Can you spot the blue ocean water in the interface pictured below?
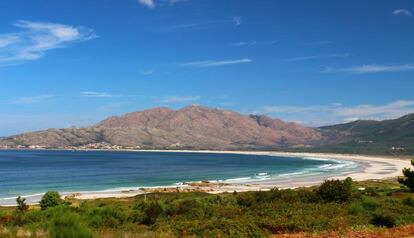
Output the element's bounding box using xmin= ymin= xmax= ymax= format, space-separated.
xmin=0 ymin=150 xmax=358 ymax=201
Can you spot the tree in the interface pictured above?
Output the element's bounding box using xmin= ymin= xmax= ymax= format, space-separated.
xmin=16 ymin=196 xmax=29 ymax=213
xmin=398 ymin=160 xmax=414 ymax=191
xmin=317 ymin=177 xmax=353 ymax=203
xmin=39 ymin=191 xmax=63 ymax=210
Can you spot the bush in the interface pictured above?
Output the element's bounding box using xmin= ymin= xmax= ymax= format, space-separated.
xmin=361 ymin=198 xmax=378 ymax=211
xmin=16 ymin=196 xmax=29 ymax=213
xmin=40 ymin=191 xmax=63 ymax=210
xmin=142 ymin=201 xmax=164 ymax=225
xmin=371 ymin=212 xmax=396 ymax=228
xmin=399 ymin=160 xmax=414 ymax=192
xmin=48 ymin=208 xmax=94 ymax=238
xmin=88 ymin=206 xmax=127 ymax=228
xmin=403 ymin=197 xmax=414 ymax=207
xmin=236 ymin=192 xmax=256 ymax=207
xmin=317 ymin=177 xmax=353 ymax=203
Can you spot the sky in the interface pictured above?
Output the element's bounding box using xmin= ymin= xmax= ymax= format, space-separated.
xmin=0 ymin=0 xmax=414 ymax=136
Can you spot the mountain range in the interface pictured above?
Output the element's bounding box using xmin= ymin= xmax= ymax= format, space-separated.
xmin=0 ymin=105 xmax=413 ymax=155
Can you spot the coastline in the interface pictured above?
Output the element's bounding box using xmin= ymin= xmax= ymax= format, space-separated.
xmin=0 ymin=150 xmax=411 ymax=206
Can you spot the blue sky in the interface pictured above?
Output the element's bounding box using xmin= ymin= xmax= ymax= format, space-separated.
xmin=0 ymin=0 xmax=414 ymax=135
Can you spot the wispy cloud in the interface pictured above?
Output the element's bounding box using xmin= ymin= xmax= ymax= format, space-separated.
xmin=138 ymin=0 xmax=155 ymax=8
xmin=260 ymin=100 xmax=414 ymax=126
xmin=158 ymin=95 xmax=201 ymax=103
xmin=7 ymin=94 xmax=55 ymax=105
xmin=80 ymin=91 xmax=114 ymax=98
xmin=165 ymin=16 xmax=241 ymax=31
xmin=182 ymin=58 xmax=252 ymax=68
xmin=322 ymin=64 xmax=414 ymax=74
xmin=233 ymin=16 xmax=242 ymax=26
xmin=393 ymin=9 xmax=412 ymax=17
xmin=165 ymin=0 xmax=189 ymax=5
xmin=283 ymin=53 xmax=350 ymax=62
xmin=233 ymin=40 xmax=276 ymax=47
xmin=0 ymin=20 xmax=96 ymax=66
xmin=140 ymin=69 xmax=154 ymax=75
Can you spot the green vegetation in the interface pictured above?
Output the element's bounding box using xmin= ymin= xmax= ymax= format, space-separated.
xmin=1 ymin=178 xmax=414 ymax=237
xmin=399 ymin=160 xmax=414 ymax=191
xmin=39 ymin=191 xmax=63 ymax=210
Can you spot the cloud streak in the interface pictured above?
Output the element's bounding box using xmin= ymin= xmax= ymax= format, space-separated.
xmin=393 ymin=9 xmax=412 ymax=17
xmin=7 ymin=95 xmax=55 ymax=105
xmin=182 ymin=58 xmax=252 ymax=68
xmin=138 ymin=0 xmax=155 ymax=8
xmin=233 ymin=40 xmax=276 ymax=47
xmin=260 ymin=100 xmax=414 ymax=126
xmin=283 ymin=53 xmax=350 ymax=62
xmin=80 ymin=91 xmax=114 ymax=98
xmin=0 ymin=20 xmax=96 ymax=66
xmin=158 ymin=95 xmax=201 ymax=103
xmin=322 ymin=64 xmax=414 ymax=74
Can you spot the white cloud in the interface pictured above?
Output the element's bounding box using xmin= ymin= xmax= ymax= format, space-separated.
xmin=322 ymin=64 xmax=414 ymax=74
xmin=0 ymin=20 xmax=96 ymax=66
xmin=80 ymin=91 xmax=113 ymax=98
xmin=260 ymin=100 xmax=414 ymax=126
xmin=140 ymin=69 xmax=154 ymax=75
xmin=138 ymin=0 xmax=155 ymax=8
xmin=233 ymin=40 xmax=276 ymax=47
xmin=233 ymin=16 xmax=242 ymax=26
xmin=158 ymin=95 xmax=201 ymax=103
xmin=393 ymin=9 xmax=412 ymax=17
xmin=7 ymin=95 xmax=55 ymax=105
xmin=165 ymin=0 xmax=189 ymax=5
xmin=283 ymin=53 xmax=350 ymax=62
xmin=182 ymin=58 xmax=252 ymax=68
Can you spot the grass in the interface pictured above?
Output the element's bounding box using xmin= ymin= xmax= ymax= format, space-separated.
xmin=2 ymin=179 xmax=414 ymax=237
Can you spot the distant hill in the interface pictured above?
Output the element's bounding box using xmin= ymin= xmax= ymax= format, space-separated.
xmin=312 ymin=113 xmax=414 ymax=155
xmin=0 ymin=105 xmax=321 ymax=150
xmin=1 ymin=106 xmax=413 ymax=155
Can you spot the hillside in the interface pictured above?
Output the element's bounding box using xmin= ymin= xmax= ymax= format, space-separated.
xmin=313 ymin=113 xmax=414 ymax=155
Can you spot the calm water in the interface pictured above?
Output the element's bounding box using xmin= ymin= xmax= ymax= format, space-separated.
xmin=0 ymin=150 xmax=358 ymax=201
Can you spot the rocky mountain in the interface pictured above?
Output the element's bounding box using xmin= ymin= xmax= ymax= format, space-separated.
xmin=0 ymin=105 xmax=322 ymax=150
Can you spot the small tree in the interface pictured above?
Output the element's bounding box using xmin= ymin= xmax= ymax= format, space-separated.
xmin=398 ymin=160 xmax=414 ymax=191
xmin=16 ymin=196 xmax=29 ymax=213
xmin=317 ymin=177 xmax=353 ymax=203
xmin=40 ymin=191 xmax=63 ymax=210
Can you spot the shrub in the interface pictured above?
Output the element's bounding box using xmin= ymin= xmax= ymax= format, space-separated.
xmin=398 ymin=160 xmax=414 ymax=192
xmin=40 ymin=191 xmax=63 ymax=210
xmin=48 ymin=208 xmax=94 ymax=238
xmin=16 ymin=196 xmax=29 ymax=213
xmin=361 ymin=198 xmax=378 ymax=211
xmin=403 ymin=197 xmax=414 ymax=207
xmin=236 ymin=192 xmax=256 ymax=207
xmin=89 ymin=206 xmax=127 ymax=228
xmin=317 ymin=177 xmax=353 ymax=203
xmin=348 ymin=203 xmax=363 ymax=215
xmin=371 ymin=212 xmax=396 ymax=228
xmin=142 ymin=201 xmax=164 ymax=225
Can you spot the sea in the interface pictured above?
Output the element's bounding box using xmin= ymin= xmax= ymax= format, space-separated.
xmin=0 ymin=150 xmax=361 ymax=205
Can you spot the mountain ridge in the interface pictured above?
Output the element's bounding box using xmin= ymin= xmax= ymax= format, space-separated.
xmin=1 ymin=105 xmax=413 ymax=155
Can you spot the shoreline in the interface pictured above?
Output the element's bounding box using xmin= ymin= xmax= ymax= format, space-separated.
xmin=0 ymin=150 xmax=411 ymax=206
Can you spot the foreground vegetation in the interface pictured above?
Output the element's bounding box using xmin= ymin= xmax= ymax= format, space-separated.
xmin=2 ymin=178 xmax=414 ymax=237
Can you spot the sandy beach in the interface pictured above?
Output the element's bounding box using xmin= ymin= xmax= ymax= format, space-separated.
xmin=67 ymin=150 xmax=412 ymax=201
